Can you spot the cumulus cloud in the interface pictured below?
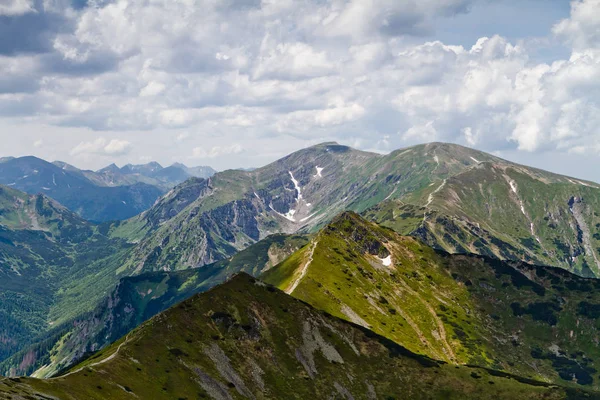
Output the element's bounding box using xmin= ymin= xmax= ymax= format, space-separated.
xmin=71 ymin=137 xmax=132 ymax=156
xmin=0 ymin=0 xmax=600 ymax=170
xmin=0 ymin=0 xmax=35 ymax=16
xmin=191 ymin=144 xmax=243 ymax=159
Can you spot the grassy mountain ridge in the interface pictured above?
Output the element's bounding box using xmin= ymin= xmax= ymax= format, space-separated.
xmin=263 ymin=212 xmax=600 ymax=387
xmin=367 ymin=158 xmax=600 ymax=276
xmin=3 ymin=139 xmax=600 ymax=389
xmin=111 ymin=142 xmax=494 ymax=275
xmin=0 ymin=273 xmax=592 ymax=399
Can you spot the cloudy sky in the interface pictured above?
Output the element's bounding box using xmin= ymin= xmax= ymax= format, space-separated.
xmin=1 ymin=0 xmax=600 ymax=180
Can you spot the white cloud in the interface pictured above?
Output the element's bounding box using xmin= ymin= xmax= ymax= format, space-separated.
xmin=1 ymin=0 xmax=600 ymax=174
xmin=0 ymin=0 xmax=35 ymax=16
xmin=253 ymin=39 xmax=336 ymax=80
xmin=553 ymin=0 xmax=600 ymax=50
xmin=191 ymin=144 xmax=243 ymax=159
xmin=175 ymin=132 xmax=190 ymax=142
xmin=71 ymin=137 xmax=132 ymax=156
xmin=33 ymin=139 xmax=43 ymax=148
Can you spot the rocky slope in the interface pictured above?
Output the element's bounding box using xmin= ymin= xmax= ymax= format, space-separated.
xmin=0 ymin=274 xmax=591 ymax=400
xmin=264 ymin=212 xmax=600 ymax=388
xmin=114 ymin=141 xmax=600 ymax=279
xmin=112 ymin=142 xmax=497 ymax=274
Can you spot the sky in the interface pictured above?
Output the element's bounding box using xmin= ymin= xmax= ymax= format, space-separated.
xmin=1 ymin=0 xmax=600 ymax=181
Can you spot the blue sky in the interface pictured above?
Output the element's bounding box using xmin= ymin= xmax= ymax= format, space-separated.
xmin=1 ymin=0 xmax=600 ymax=181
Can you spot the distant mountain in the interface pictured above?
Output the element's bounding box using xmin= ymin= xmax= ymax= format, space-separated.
xmin=264 ymin=212 xmax=600 ymax=387
xmin=0 ymin=274 xmax=591 ymax=399
xmin=0 ymin=156 xmax=163 ymax=221
xmin=112 ymin=141 xmax=600 ymax=278
xmin=95 ymin=161 xmax=216 ymax=189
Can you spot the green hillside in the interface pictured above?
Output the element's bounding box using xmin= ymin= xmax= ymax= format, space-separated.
xmin=263 ymin=212 xmax=600 ymax=388
xmin=1 ymin=234 xmax=308 ymax=378
xmin=366 ymin=156 xmax=600 ymax=277
xmin=0 ymin=274 xmax=591 ymax=399
xmin=0 ymin=186 xmax=131 ymax=364
xmin=109 ymin=141 xmax=600 ymax=280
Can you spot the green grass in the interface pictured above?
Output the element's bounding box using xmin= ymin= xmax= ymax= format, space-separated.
xmin=263 ymin=212 xmax=600 ymax=388
xmin=0 ymin=274 xmax=591 ymax=400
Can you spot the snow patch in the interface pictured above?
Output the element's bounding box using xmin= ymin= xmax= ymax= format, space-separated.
xmin=52 ymin=174 xmax=57 ymax=186
xmin=378 ymin=255 xmax=392 ymax=267
xmin=314 ymin=166 xmax=324 ymax=178
xmin=509 ymin=181 xmax=527 ymax=216
xmin=284 ymin=209 xmax=297 ymax=221
xmin=508 ymin=179 xmax=541 ymax=244
xmin=270 ymin=205 xmax=296 ymax=222
xmin=300 ymin=213 xmax=316 ymax=222
xmin=253 ymin=192 xmax=260 ymax=200
xmin=122 ymin=201 xmax=127 ymax=205
xmin=7 ymin=183 xmax=15 ymax=186
xmin=289 ymin=171 xmax=302 ymax=200
xmin=42 ymin=187 xmax=51 ymax=190
xmin=470 ymin=156 xmax=481 ymax=163
xmin=508 ymin=180 xmax=518 ymax=195
xmin=433 ymin=155 xmax=440 ymax=165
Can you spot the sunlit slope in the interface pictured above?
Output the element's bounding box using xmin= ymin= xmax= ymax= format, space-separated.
xmin=264 ymin=212 xmax=600 ymax=387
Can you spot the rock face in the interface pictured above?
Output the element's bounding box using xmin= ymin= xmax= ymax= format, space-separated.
xmin=115 ymin=142 xmax=502 ymax=274
xmin=118 ymin=141 xmax=600 ymax=279
xmin=0 ymin=274 xmax=589 ymax=400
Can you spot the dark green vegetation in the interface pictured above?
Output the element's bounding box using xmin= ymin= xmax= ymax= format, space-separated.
xmin=0 ymin=274 xmax=592 ymax=400
xmin=0 ymin=185 xmax=132 ymax=367
xmin=264 ymin=212 xmax=600 ymax=388
xmin=1 ymin=233 xmax=308 ymax=378
xmin=3 ymin=140 xmax=600 ymax=397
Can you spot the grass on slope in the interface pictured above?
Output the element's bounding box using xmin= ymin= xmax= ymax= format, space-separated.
xmin=263 ymin=212 xmax=600 ymax=388
xmin=0 ymin=274 xmax=591 ymax=400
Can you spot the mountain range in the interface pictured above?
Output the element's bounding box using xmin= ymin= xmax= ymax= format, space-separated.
xmin=2 ymin=142 xmax=600 ymax=397
xmin=109 ymin=142 xmax=600 ymax=278
xmin=0 ymin=156 xmax=215 ymax=221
